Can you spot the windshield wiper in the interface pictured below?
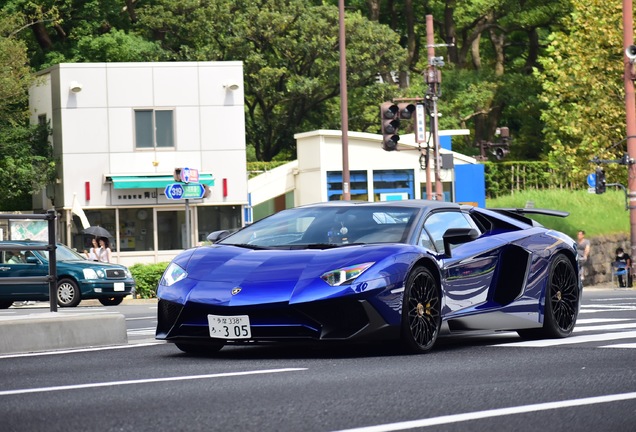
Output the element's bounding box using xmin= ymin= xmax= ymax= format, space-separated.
xmin=227 ymin=243 xmax=270 ymax=250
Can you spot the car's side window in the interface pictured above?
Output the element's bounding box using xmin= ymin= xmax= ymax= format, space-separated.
xmin=422 ymin=211 xmax=478 ymax=252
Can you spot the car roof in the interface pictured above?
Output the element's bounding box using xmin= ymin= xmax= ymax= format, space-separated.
xmin=298 ymin=199 xmax=461 ymax=211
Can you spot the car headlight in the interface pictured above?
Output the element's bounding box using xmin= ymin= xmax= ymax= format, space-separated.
xmin=83 ymin=268 xmax=98 ymax=279
xmin=320 ymin=262 xmax=374 ymax=286
xmin=96 ymin=269 xmax=106 ymax=278
xmin=125 ymin=268 xmax=133 ymax=278
xmin=161 ymin=262 xmax=188 ymax=286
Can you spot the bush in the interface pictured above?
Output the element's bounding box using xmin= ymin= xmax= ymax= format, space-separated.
xmin=129 ymin=262 xmax=169 ymax=298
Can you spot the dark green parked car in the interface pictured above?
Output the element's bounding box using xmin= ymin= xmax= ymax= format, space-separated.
xmin=0 ymin=241 xmax=136 ymax=308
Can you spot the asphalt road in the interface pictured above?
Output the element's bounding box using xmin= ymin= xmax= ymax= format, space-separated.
xmin=0 ymin=289 xmax=634 ymax=432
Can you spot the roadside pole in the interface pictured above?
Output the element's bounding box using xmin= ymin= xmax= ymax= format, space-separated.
xmin=623 ymin=0 xmax=636 ymax=270
xmin=426 ymin=15 xmax=444 ymax=201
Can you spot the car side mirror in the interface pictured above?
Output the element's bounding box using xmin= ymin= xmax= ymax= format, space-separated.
xmin=26 ymin=256 xmax=39 ymax=264
xmin=442 ymin=228 xmax=480 ymax=257
xmin=207 ymin=230 xmax=231 ymax=243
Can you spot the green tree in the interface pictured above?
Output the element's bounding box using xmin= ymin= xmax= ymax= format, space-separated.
xmin=0 ymin=10 xmax=55 ymax=210
xmin=537 ymin=0 xmax=626 ymax=186
xmin=135 ymin=0 xmax=408 ymax=161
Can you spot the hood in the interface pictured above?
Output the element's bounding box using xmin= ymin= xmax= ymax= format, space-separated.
xmin=181 ymin=244 xmax=406 ymax=306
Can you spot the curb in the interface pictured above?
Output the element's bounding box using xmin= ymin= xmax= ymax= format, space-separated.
xmin=0 ymin=312 xmax=127 ymax=355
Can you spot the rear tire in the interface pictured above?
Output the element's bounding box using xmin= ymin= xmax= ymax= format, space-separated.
xmin=0 ymin=300 xmax=13 ymax=309
xmin=57 ymin=278 xmax=81 ymax=307
xmin=175 ymin=341 xmax=225 ymax=355
xmin=518 ymin=254 xmax=579 ymax=339
xmin=400 ymin=266 xmax=441 ymax=353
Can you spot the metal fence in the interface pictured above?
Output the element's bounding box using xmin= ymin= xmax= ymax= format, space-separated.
xmin=0 ymin=210 xmax=58 ymax=312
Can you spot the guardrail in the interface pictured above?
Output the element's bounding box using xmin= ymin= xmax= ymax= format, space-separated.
xmin=0 ymin=210 xmax=58 ymax=312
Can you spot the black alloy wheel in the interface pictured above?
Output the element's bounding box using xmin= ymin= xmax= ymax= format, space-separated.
xmin=518 ymin=254 xmax=579 ymax=339
xmin=401 ymin=265 xmax=441 ymax=353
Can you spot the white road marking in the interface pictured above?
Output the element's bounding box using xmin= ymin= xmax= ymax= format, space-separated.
xmin=331 ymin=392 xmax=636 ymax=432
xmin=0 ymin=368 xmax=307 ymax=397
xmin=0 ymin=342 xmax=163 ymax=359
xmin=493 ymin=330 xmax=636 ymax=347
xmin=575 ymin=318 xmax=632 ymax=324
xmin=602 ymin=343 xmax=636 ymax=348
xmin=574 ymin=322 xmax=636 ymax=332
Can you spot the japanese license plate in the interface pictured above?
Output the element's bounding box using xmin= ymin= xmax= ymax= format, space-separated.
xmin=114 ymin=282 xmax=125 ymax=292
xmin=208 ymin=314 xmax=251 ymax=339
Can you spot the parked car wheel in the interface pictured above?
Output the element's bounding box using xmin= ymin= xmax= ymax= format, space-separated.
xmin=0 ymin=300 xmax=14 ymax=309
xmin=99 ymin=297 xmax=124 ymax=306
xmin=401 ymin=265 xmax=441 ymax=353
xmin=175 ymin=342 xmax=225 ymax=355
xmin=518 ymin=254 xmax=579 ymax=339
xmin=57 ymin=278 xmax=81 ymax=307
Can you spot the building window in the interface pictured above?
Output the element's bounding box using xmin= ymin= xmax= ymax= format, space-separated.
xmin=197 ymin=206 xmax=242 ymax=243
xmin=134 ymin=109 xmax=174 ymax=149
xmin=373 ymin=170 xmax=414 ymax=201
xmin=327 ymin=171 xmax=368 ymax=201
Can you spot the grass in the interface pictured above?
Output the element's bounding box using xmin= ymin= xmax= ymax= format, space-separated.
xmin=486 ymin=189 xmax=629 ymax=239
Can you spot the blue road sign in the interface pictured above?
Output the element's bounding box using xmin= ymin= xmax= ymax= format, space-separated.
xmin=587 ymin=173 xmax=596 ymax=188
xmin=165 ymin=182 xmax=206 ymax=199
xmin=165 ymin=183 xmax=184 ymax=199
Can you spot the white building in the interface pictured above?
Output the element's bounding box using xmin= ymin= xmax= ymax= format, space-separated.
xmin=28 ymin=62 xmax=248 ymax=266
xmin=248 ymin=130 xmax=484 ymax=221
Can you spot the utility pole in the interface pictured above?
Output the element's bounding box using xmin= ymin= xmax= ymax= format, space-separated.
xmin=425 ymin=15 xmax=443 ymax=201
xmin=338 ymin=0 xmax=351 ymax=200
xmin=623 ymin=0 xmax=636 ymax=267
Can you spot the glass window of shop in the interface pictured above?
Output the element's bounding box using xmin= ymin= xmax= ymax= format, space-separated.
xmin=119 ymin=208 xmax=155 ymax=251
xmin=372 ymin=170 xmax=414 ymax=201
xmin=419 ymin=182 xmax=453 ymax=202
xmin=157 ymin=210 xmax=186 ymax=250
xmin=70 ymin=209 xmax=117 ymax=254
xmin=326 ymin=171 xmax=369 ymax=201
xmin=197 ymin=206 xmax=243 ymax=244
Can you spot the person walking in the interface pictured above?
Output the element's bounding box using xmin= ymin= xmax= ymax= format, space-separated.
xmin=97 ymin=237 xmax=112 ymax=263
xmin=577 ymin=230 xmax=591 ymax=283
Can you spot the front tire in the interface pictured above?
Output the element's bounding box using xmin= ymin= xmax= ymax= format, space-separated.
xmin=57 ymin=278 xmax=81 ymax=307
xmin=518 ymin=254 xmax=579 ymax=339
xmin=401 ymin=266 xmax=441 ymax=353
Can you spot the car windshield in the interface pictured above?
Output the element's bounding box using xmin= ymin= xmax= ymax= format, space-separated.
xmin=40 ymin=244 xmax=88 ymax=262
xmin=219 ymin=205 xmax=419 ymax=248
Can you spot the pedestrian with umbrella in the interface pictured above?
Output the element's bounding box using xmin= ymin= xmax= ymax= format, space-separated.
xmin=97 ymin=237 xmax=112 ymax=263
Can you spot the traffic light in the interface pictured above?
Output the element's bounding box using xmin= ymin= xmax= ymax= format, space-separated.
xmin=380 ymin=102 xmax=400 ymax=151
xmin=492 ymin=145 xmax=509 ymax=160
xmin=380 ymin=102 xmax=417 ymax=151
xmin=595 ymin=168 xmax=606 ymax=194
xmin=397 ymin=103 xmax=416 ymax=121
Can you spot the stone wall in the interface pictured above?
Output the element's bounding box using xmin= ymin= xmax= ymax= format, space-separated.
xmin=583 ymin=233 xmax=631 ymax=286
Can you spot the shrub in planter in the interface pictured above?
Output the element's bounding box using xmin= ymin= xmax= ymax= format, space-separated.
xmin=129 ymin=262 xmax=169 ymax=299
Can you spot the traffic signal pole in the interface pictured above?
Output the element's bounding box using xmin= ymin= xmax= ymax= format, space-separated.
xmin=623 ymin=0 xmax=636 ymax=268
xmin=338 ymin=0 xmax=351 ymax=201
xmin=426 ymin=15 xmax=443 ymax=201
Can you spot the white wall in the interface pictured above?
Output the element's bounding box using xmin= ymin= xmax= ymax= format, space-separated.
xmin=29 ymin=62 xmax=248 ymax=210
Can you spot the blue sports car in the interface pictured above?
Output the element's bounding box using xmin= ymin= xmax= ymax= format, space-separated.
xmin=156 ymin=200 xmax=581 ymax=354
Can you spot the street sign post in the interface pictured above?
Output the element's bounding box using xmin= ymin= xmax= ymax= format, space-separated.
xmin=164 ymin=183 xmax=206 ymax=200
